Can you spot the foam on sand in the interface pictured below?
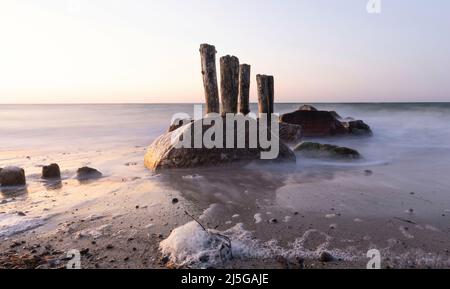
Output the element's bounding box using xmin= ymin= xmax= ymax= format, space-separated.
xmin=159 ymin=221 xmax=232 ymax=267
xmin=159 ymin=221 xmax=358 ymax=268
xmin=0 ymin=214 xmax=45 ymax=238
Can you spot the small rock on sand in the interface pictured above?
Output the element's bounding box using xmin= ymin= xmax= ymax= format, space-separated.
xmin=364 ymin=170 xmax=373 ymax=176
xmin=254 ymin=213 xmax=263 ymax=224
xmin=76 ymin=167 xmax=102 ymax=181
xmin=0 ymin=167 xmax=26 ymax=187
xmin=319 ymin=251 xmax=335 ymax=262
xmin=42 ymin=163 xmax=61 ymax=179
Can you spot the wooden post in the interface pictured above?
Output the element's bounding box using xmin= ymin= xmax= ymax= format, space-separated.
xmin=220 ymin=55 xmax=240 ymax=115
xmin=257 ymin=74 xmax=270 ymax=114
xmin=267 ymin=75 xmax=274 ymax=114
xmin=239 ymin=64 xmax=251 ymax=115
xmin=200 ymin=44 xmax=220 ymax=114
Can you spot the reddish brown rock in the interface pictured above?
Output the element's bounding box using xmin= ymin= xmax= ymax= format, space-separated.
xmin=280 ymin=110 xmax=347 ymax=137
xmin=280 ymin=105 xmax=372 ymax=137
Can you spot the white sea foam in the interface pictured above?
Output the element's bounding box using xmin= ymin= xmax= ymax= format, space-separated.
xmin=159 ymin=221 xmax=359 ymax=268
xmin=254 ymin=213 xmax=262 ymax=224
xmin=0 ymin=214 xmax=45 ymax=238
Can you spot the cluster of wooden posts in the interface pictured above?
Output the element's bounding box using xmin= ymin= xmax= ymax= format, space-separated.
xmin=200 ymin=44 xmax=274 ymax=116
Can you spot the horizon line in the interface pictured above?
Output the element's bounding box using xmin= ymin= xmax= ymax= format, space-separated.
xmin=1 ymin=101 xmax=450 ymax=105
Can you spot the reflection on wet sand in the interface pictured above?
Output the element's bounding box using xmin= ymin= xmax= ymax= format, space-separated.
xmin=156 ymin=163 xmax=290 ymax=229
xmin=1 ymin=186 xmax=29 ymax=198
xmin=43 ymin=180 xmax=63 ymax=191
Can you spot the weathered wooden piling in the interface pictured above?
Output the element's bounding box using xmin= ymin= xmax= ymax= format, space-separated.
xmin=256 ymin=74 xmax=274 ymax=114
xmin=200 ymin=44 xmax=220 ymax=114
xmin=238 ymin=64 xmax=251 ymax=115
xmin=220 ymin=55 xmax=240 ymax=115
xmin=267 ymin=75 xmax=274 ymax=114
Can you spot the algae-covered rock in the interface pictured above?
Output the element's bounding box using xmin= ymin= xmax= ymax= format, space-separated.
xmin=294 ymin=142 xmax=360 ymax=159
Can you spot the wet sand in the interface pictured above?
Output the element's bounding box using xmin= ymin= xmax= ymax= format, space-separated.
xmin=1 ymin=145 xmax=450 ymax=269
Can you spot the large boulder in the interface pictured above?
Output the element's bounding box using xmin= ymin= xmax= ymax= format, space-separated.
xmin=280 ymin=105 xmax=372 ymax=137
xmin=279 ymin=121 xmax=302 ymax=143
xmin=0 ymin=166 xmax=26 ymax=186
xmin=294 ymin=142 xmax=361 ymax=159
xmin=167 ymin=118 xmax=193 ymax=133
xmin=42 ymin=163 xmax=61 ymax=179
xmin=144 ymin=116 xmax=296 ymax=171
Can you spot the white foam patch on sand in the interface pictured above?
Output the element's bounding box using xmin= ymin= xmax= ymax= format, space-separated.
xmin=182 ymin=174 xmax=204 ymax=180
xmin=199 ymin=203 xmax=227 ymax=221
xmin=159 ymin=221 xmax=359 ymax=268
xmin=0 ymin=214 xmax=45 ymax=238
xmin=76 ymin=224 xmax=111 ymax=239
xmin=254 ymin=213 xmax=262 ymax=224
xmin=159 ymin=221 xmax=232 ymax=267
xmin=399 ymin=226 xmax=414 ymax=239
xmin=380 ymin=246 xmax=450 ymax=268
xmin=425 ymin=225 xmax=440 ymax=232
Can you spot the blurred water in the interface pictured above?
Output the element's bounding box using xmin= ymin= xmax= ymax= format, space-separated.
xmin=2 ymin=102 xmax=450 ymax=152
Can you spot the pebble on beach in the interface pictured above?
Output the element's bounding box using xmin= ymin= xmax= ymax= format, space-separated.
xmin=269 ymin=218 xmax=278 ymax=224
xmin=319 ymin=251 xmax=335 ymax=263
xmin=42 ymin=163 xmax=61 ymax=180
xmin=0 ymin=166 xmax=26 ymax=187
xmin=76 ymin=167 xmax=103 ymax=181
xmin=364 ymin=170 xmax=373 ymax=176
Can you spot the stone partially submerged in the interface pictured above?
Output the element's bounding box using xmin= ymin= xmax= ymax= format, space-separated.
xmin=144 ymin=116 xmax=296 ymax=171
xmin=278 ymin=121 xmax=302 ymax=143
xmin=0 ymin=167 xmax=26 ymax=187
xmin=298 ymin=104 xmax=318 ymax=111
xmin=76 ymin=167 xmax=102 ymax=181
xmin=280 ymin=105 xmax=372 ymax=137
xmin=42 ymin=163 xmax=61 ymax=180
xmin=294 ymin=142 xmax=361 ymax=159
xmin=346 ymin=120 xmax=372 ymax=136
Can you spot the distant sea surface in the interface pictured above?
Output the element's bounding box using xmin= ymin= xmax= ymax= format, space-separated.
xmin=2 ymin=103 xmax=450 ymax=151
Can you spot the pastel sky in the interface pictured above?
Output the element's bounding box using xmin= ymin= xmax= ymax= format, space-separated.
xmin=1 ymin=0 xmax=449 ymax=103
